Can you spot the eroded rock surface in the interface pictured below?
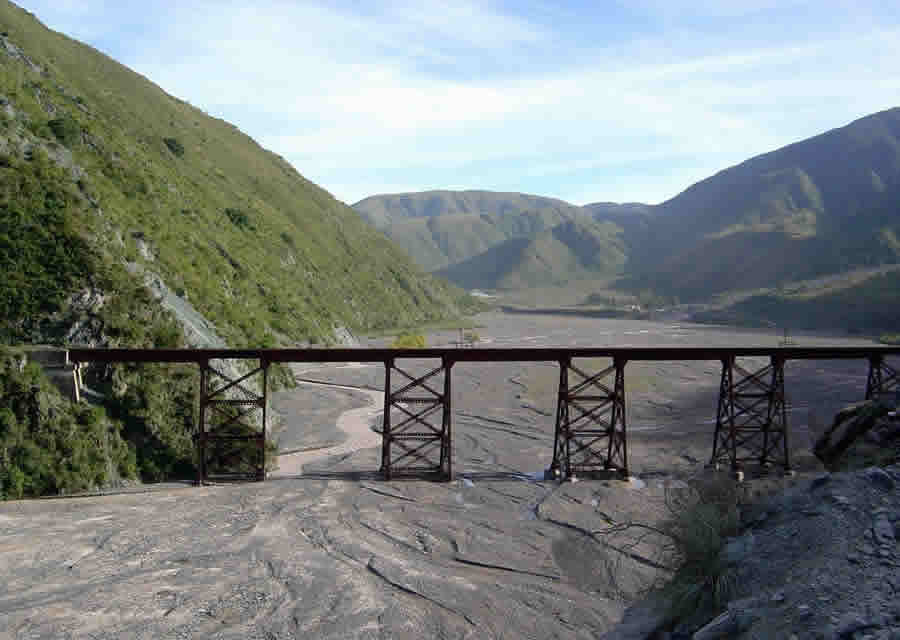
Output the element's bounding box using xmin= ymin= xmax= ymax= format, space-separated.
xmin=0 ymin=462 xmax=678 ymax=638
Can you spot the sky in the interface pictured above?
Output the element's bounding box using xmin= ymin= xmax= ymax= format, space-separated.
xmin=16 ymin=0 xmax=900 ymax=206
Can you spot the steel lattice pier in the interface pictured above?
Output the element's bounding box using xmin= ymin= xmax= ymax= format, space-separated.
xmin=380 ymin=357 xmax=452 ymax=480
xmin=197 ymin=358 xmax=269 ymax=483
xmin=551 ymin=357 xmax=628 ymax=480
xmin=709 ymin=356 xmax=790 ymax=473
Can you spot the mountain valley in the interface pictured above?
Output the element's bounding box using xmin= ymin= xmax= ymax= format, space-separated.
xmin=355 ymin=109 xmax=900 ymax=333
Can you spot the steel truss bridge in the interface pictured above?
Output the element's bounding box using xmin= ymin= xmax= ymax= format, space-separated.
xmin=67 ymin=346 xmax=900 ymax=484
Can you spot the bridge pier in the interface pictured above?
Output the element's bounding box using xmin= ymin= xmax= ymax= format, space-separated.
xmin=710 ymin=355 xmax=791 ymax=475
xmin=196 ymin=358 xmax=268 ymax=484
xmin=550 ymin=357 xmax=628 ymax=480
xmin=381 ymin=357 xmax=453 ymax=481
xmin=865 ymin=355 xmax=898 ymax=404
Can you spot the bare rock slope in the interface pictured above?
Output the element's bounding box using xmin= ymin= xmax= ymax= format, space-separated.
xmin=685 ymin=464 xmax=900 ymax=640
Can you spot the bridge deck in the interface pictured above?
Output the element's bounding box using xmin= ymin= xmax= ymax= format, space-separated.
xmin=68 ymin=345 xmax=900 ymax=364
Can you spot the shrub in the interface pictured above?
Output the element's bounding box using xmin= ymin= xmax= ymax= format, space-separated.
xmin=47 ymin=116 xmax=80 ymax=147
xmin=163 ymin=137 xmax=184 ymax=157
xmin=225 ymin=207 xmax=254 ymax=230
xmin=0 ymin=155 xmax=95 ymax=340
xmin=391 ymin=332 xmax=426 ymax=348
xmin=659 ymin=476 xmax=742 ymax=624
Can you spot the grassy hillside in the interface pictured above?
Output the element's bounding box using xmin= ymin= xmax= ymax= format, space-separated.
xmin=355 ymin=190 xmax=586 ymax=272
xmin=0 ymin=2 xmax=476 ymax=350
xmin=435 ymin=219 xmax=626 ymax=290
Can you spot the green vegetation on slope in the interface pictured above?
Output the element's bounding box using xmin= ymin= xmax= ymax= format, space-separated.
xmin=692 ymin=268 xmax=900 ymax=333
xmin=0 ymin=148 xmax=95 ymax=338
xmin=354 ymin=189 xmax=613 ymax=274
xmin=0 ymin=3 xmax=475 ymax=350
xmin=0 ymin=348 xmax=136 ymax=499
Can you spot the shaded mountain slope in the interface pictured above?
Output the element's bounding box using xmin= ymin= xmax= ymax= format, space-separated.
xmin=382 ymin=206 xmax=579 ymax=271
xmin=638 ymin=108 xmax=900 ymax=299
xmin=435 ymin=219 xmax=626 ymax=290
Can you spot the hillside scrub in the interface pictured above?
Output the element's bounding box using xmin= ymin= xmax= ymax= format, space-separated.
xmin=0 ymin=348 xmax=136 ymax=499
xmin=0 ymin=150 xmax=96 ymax=340
xmin=390 ymin=333 xmax=427 ymax=348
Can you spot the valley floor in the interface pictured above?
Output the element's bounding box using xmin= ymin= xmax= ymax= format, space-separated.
xmin=0 ymin=312 xmax=886 ymax=639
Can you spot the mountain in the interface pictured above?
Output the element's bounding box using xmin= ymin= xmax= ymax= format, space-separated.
xmin=0 ymin=2 xmax=476 ymax=491
xmin=353 ymin=190 xmax=586 ymax=271
xmin=435 ymin=218 xmax=626 ymax=290
xmin=635 ymin=108 xmax=900 ymax=299
xmin=353 ymin=189 xmax=650 ymax=274
xmin=356 ymin=110 xmax=900 ymax=321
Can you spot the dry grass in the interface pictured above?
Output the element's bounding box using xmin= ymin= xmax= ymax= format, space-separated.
xmin=658 ymin=474 xmax=742 ymax=622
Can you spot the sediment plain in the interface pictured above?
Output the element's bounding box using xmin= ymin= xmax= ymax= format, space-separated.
xmin=0 ymin=312 xmax=880 ymax=639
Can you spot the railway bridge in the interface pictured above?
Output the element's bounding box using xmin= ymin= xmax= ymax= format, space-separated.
xmin=67 ymin=346 xmax=900 ymax=484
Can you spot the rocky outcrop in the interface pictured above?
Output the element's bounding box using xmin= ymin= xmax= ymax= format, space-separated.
xmin=814 ymin=401 xmax=899 ymax=469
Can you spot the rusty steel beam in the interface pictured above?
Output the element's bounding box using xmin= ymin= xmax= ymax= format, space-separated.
xmin=710 ymin=356 xmax=791 ymax=475
xmin=381 ymin=357 xmax=453 ymax=480
xmin=68 ymin=345 xmax=900 ymax=365
xmin=551 ymin=357 xmax=628 ymax=480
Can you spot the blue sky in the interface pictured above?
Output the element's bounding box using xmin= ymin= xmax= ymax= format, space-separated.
xmin=16 ymin=0 xmax=900 ymax=205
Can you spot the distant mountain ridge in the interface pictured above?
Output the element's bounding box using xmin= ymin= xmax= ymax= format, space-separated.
xmin=353 ymin=190 xmax=644 ymax=276
xmin=354 ymin=190 xmax=579 ymax=228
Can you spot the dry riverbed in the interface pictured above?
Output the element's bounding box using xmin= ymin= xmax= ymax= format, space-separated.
xmin=0 ymin=312 xmax=884 ymax=638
